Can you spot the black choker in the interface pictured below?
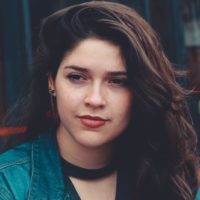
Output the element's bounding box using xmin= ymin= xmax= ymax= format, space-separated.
xmin=61 ymin=157 xmax=116 ymax=180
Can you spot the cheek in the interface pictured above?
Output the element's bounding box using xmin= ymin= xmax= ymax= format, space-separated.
xmin=109 ymin=95 xmax=132 ymax=139
xmin=55 ymin=83 xmax=84 ymax=104
xmin=54 ymin=86 xmax=82 ymax=119
xmin=56 ymin=93 xmax=83 ymax=116
xmin=116 ymin=92 xmax=132 ymax=114
xmin=111 ymin=92 xmax=133 ymax=126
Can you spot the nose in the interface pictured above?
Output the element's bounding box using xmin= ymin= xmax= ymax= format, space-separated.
xmin=84 ymin=83 xmax=106 ymax=108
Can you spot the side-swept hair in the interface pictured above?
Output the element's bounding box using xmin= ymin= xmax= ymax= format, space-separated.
xmin=2 ymin=2 xmax=199 ymax=199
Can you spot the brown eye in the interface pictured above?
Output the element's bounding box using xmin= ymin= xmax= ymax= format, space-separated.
xmin=109 ymin=78 xmax=128 ymax=87
xmin=66 ymin=73 xmax=87 ymax=83
xmin=68 ymin=74 xmax=83 ymax=80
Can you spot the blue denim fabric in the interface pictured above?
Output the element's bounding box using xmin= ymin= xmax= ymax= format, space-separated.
xmin=0 ymin=131 xmax=199 ymax=200
xmin=0 ymin=132 xmax=74 ymax=200
xmin=195 ymin=189 xmax=200 ymax=200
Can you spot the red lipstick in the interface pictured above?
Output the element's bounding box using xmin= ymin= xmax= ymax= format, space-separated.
xmin=78 ymin=115 xmax=107 ymax=128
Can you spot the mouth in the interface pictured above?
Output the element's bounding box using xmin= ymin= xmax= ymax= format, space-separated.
xmin=78 ymin=115 xmax=109 ymax=128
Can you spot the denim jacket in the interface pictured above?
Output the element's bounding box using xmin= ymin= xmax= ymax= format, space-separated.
xmin=0 ymin=132 xmax=78 ymax=200
xmin=0 ymin=132 xmax=200 ymax=200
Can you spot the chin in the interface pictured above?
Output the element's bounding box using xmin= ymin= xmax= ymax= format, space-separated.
xmin=77 ymin=137 xmax=113 ymax=149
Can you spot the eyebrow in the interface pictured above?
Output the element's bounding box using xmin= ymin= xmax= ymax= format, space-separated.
xmin=64 ymin=66 xmax=128 ymax=76
xmin=64 ymin=66 xmax=88 ymax=72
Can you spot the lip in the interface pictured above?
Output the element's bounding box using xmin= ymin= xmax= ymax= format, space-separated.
xmin=78 ymin=115 xmax=108 ymax=128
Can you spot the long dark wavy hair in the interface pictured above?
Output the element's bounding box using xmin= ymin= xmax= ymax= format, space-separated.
xmin=1 ymin=1 xmax=199 ymax=199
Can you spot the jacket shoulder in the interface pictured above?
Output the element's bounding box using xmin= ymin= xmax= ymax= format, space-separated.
xmin=0 ymin=141 xmax=32 ymax=199
xmin=0 ymin=141 xmax=32 ymax=169
xmin=195 ymin=189 xmax=200 ymax=200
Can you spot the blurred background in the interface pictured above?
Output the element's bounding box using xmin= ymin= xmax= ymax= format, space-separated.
xmin=0 ymin=0 xmax=199 ymax=136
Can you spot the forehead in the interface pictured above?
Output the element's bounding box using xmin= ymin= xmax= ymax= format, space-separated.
xmin=59 ymin=38 xmax=126 ymax=72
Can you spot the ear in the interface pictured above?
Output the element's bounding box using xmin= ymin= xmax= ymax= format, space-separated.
xmin=48 ymin=74 xmax=56 ymax=96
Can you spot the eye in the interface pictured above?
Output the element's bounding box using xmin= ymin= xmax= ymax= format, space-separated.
xmin=66 ymin=73 xmax=87 ymax=83
xmin=109 ymin=78 xmax=128 ymax=87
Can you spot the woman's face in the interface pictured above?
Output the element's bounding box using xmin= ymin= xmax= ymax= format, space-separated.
xmin=49 ymin=38 xmax=133 ymax=149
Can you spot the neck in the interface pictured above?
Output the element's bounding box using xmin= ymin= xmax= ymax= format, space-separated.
xmin=56 ymin=126 xmax=114 ymax=169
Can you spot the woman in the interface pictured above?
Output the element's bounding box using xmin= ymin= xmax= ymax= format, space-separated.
xmin=0 ymin=1 xmax=199 ymax=200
